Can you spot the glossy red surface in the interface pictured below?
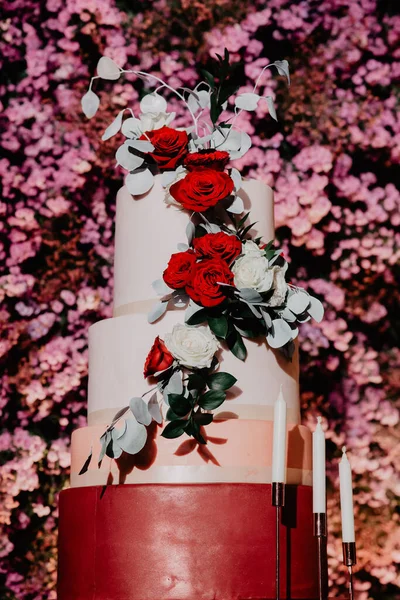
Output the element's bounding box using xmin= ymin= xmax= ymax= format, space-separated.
xmin=58 ymin=483 xmax=319 ymax=600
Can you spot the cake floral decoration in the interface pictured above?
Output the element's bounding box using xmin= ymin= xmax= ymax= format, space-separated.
xmin=78 ymin=50 xmax=324 ymax=474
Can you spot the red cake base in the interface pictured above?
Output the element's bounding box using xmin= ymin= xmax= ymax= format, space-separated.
xmin=58 ymin=483 xmax=319 ymax=600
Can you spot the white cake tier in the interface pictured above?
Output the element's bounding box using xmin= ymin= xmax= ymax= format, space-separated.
xmin=87 ymin=310 xmax=300 ymax=425
xmin=113 ymin=175 xmax=275 ymax=314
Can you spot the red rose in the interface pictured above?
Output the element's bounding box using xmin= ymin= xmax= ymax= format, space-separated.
xmin=193 ymin=232 xmax=242 ymax=264
xmin=170 ymin=169 xmax=234 ymax=213
xmin=184 ymin=150 xmax=230 ymax=172
xmin=163 ymin=250 xmax=196 ymax=289
xmin=144 ymin=336 xmax=174 ymax=378
xmin=140 ymin=126 xmax=188 ymax=171
xmin=186 ymin=258 xmax=234 ymax=307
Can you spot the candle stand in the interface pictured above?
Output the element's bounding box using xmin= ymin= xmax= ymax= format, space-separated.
xmin=313 ymin=513 xmax=329 ymax=600
xmin=272 ymin=482 xmax=285 ymax=600
xmin=342 ymin=542 xmax=356 ymax=600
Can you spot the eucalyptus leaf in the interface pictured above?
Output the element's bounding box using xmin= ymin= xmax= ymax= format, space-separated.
xmin=115 ymin=142 xmax=145 ymax=171
xmin=266 ymin=318 xmax=294 ymax=349
xmin=277 ymin=307 xmax=297 ymax=323
xmin=307 ymin=296 xmax=324 ymax=323
xmin=273 ymin=59 xmax=290 ymax=85
xmin=126 ymin=168 xmax=154 ymax=196
xmin=239 ymin=288 xmax=263 ymax=304
xmin=110 ymin=406 xmax=129 ymax=428
xmin=161 ymin=170 xmax=178 ymax=187
xmin=148 ymin=393 xmax=163 ymax=424
xmin=230 ymin=168 xmax=242 ymax=191
xmin=148 ymin=300 xmax=168 ymax=324
xmin=265 ymin=96 xmax=278 ymax=121
xmin=227 ymin=195 xmax=244 ymax=215
xmin=140 ymin=93 xmax=168 ymax=114
xmin=186 ymin=221 xmax=196 ymax=244
xmin=129 ymin=397 xmax=152 ymax=426
xmin=235 ymin=92 xmax=260 ymax=111
xmin=121 ymin=116 xmax=141 ymax=138
xmin=261 ymin=309 xmax=272 ymax=329
xmin=287 ymin=291 xmax=311 ymax=315
xmin=102 ymin=109 xmax=125 ymax=141
xmin=97 ymin=56 xmax=121 ymax=80
xmin=177 ymin=243 xmax=189 ymax=251
xmin=152 ymin=278 xmax=173 ymax=297
xmin=117 ymin=418 xmax=147 ymax=454
xmin=81 ymin=90 xmax=100 ymax=118
xmin=165 ymin=370 xmax=183 ymax=396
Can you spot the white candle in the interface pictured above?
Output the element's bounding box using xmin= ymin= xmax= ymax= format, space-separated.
xmin=272 ymin=385 xmax=287 ymax=483
xmin=339 ymin=446 xmax=355 ymax=543
xmin=312 ymin=416 xmax=326 ymax=513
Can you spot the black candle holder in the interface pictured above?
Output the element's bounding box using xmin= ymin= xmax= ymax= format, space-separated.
xmin=313 ymin=513 xmax=329 ymax=600
xmin=272 ymin=482 xmax=285 ymax=600
xmin=342 ymin=542 xmax=356 ymax=600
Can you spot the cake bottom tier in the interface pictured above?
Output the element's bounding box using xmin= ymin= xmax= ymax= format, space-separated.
xmin=58 ymin=483 xmax=318 ymax=600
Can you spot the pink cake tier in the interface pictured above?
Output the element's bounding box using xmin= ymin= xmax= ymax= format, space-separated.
xmin=69 ymin=176 xmax=311 ymax=488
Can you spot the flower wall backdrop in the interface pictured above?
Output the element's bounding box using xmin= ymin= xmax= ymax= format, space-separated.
xmin=0 ymin=1 xmax=399 ymax=598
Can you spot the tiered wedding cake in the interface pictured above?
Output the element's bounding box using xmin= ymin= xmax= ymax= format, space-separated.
xmin=58 ymin=53 xmax=324 ymax=599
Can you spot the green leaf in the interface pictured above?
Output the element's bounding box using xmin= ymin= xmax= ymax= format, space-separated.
xmin=193 ymin=412 xmax=214 ymax=426
xmin=188 ymin=373 xmax=206 ymax=391
xmin=201 ymin=69 xmax=215 ymax=89
xmin=191 ymin=420 xmax=207 ymax=444
xmin=207 ymin=372 xmax=237 ymax=391
xmin=240 ymin=222 xmax=258 ymax=238
xmin=227 ymin=330 xmax=247 ymax=361
xmin=208 ymin=315 xmax=228 ymax=339
xmin=265 ymin=249 xmax=278 ymax=261
xmin=166 ymin=407 xmax=182 ymax=421
xmin=198 ymin=390 xmax=226 ymax=410
xmin=237 ymin=211 xmax=250 ymax=230
xmin=210 ymin=94 xmax=221 ymax=125
xmin=187 ymin=308 xmax=208 ymax=325
xmin=264 ymin=239 xmax=275 ymax=252
xmin=168 ymin=393 xmax=192 ymax=416
xmin=219 ymin=82 xmax=240 ymax=105
xmin=161 ymin=420 xmax=187 ymax=439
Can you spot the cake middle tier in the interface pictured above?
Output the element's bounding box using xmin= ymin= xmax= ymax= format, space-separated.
xmin=87 ymin=310 xmax=300 ymax=424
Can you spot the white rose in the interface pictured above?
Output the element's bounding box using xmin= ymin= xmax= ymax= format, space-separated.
xmin=242 ymin=240 xmax=265 ymax=257
xmin=232 ymin=254 xmax=273 ymax=292
xmin=139 ymin=111 xmax=175 ymax=132
xmin=163 ymin=166 xmax=187 ymax=207
xmin=232 ymin=254 xmax=288 ymax=302
xmin=164 ymin=323 xmax=219 ymax=369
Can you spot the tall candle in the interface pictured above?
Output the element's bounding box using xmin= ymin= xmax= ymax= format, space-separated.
xmin=339 ymin=446 xmax=355 ymax=543
xmin=312 ymin=416 xmax=326 ymax=513
xmin=272 ymin=385 xmax=287 ymax=483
